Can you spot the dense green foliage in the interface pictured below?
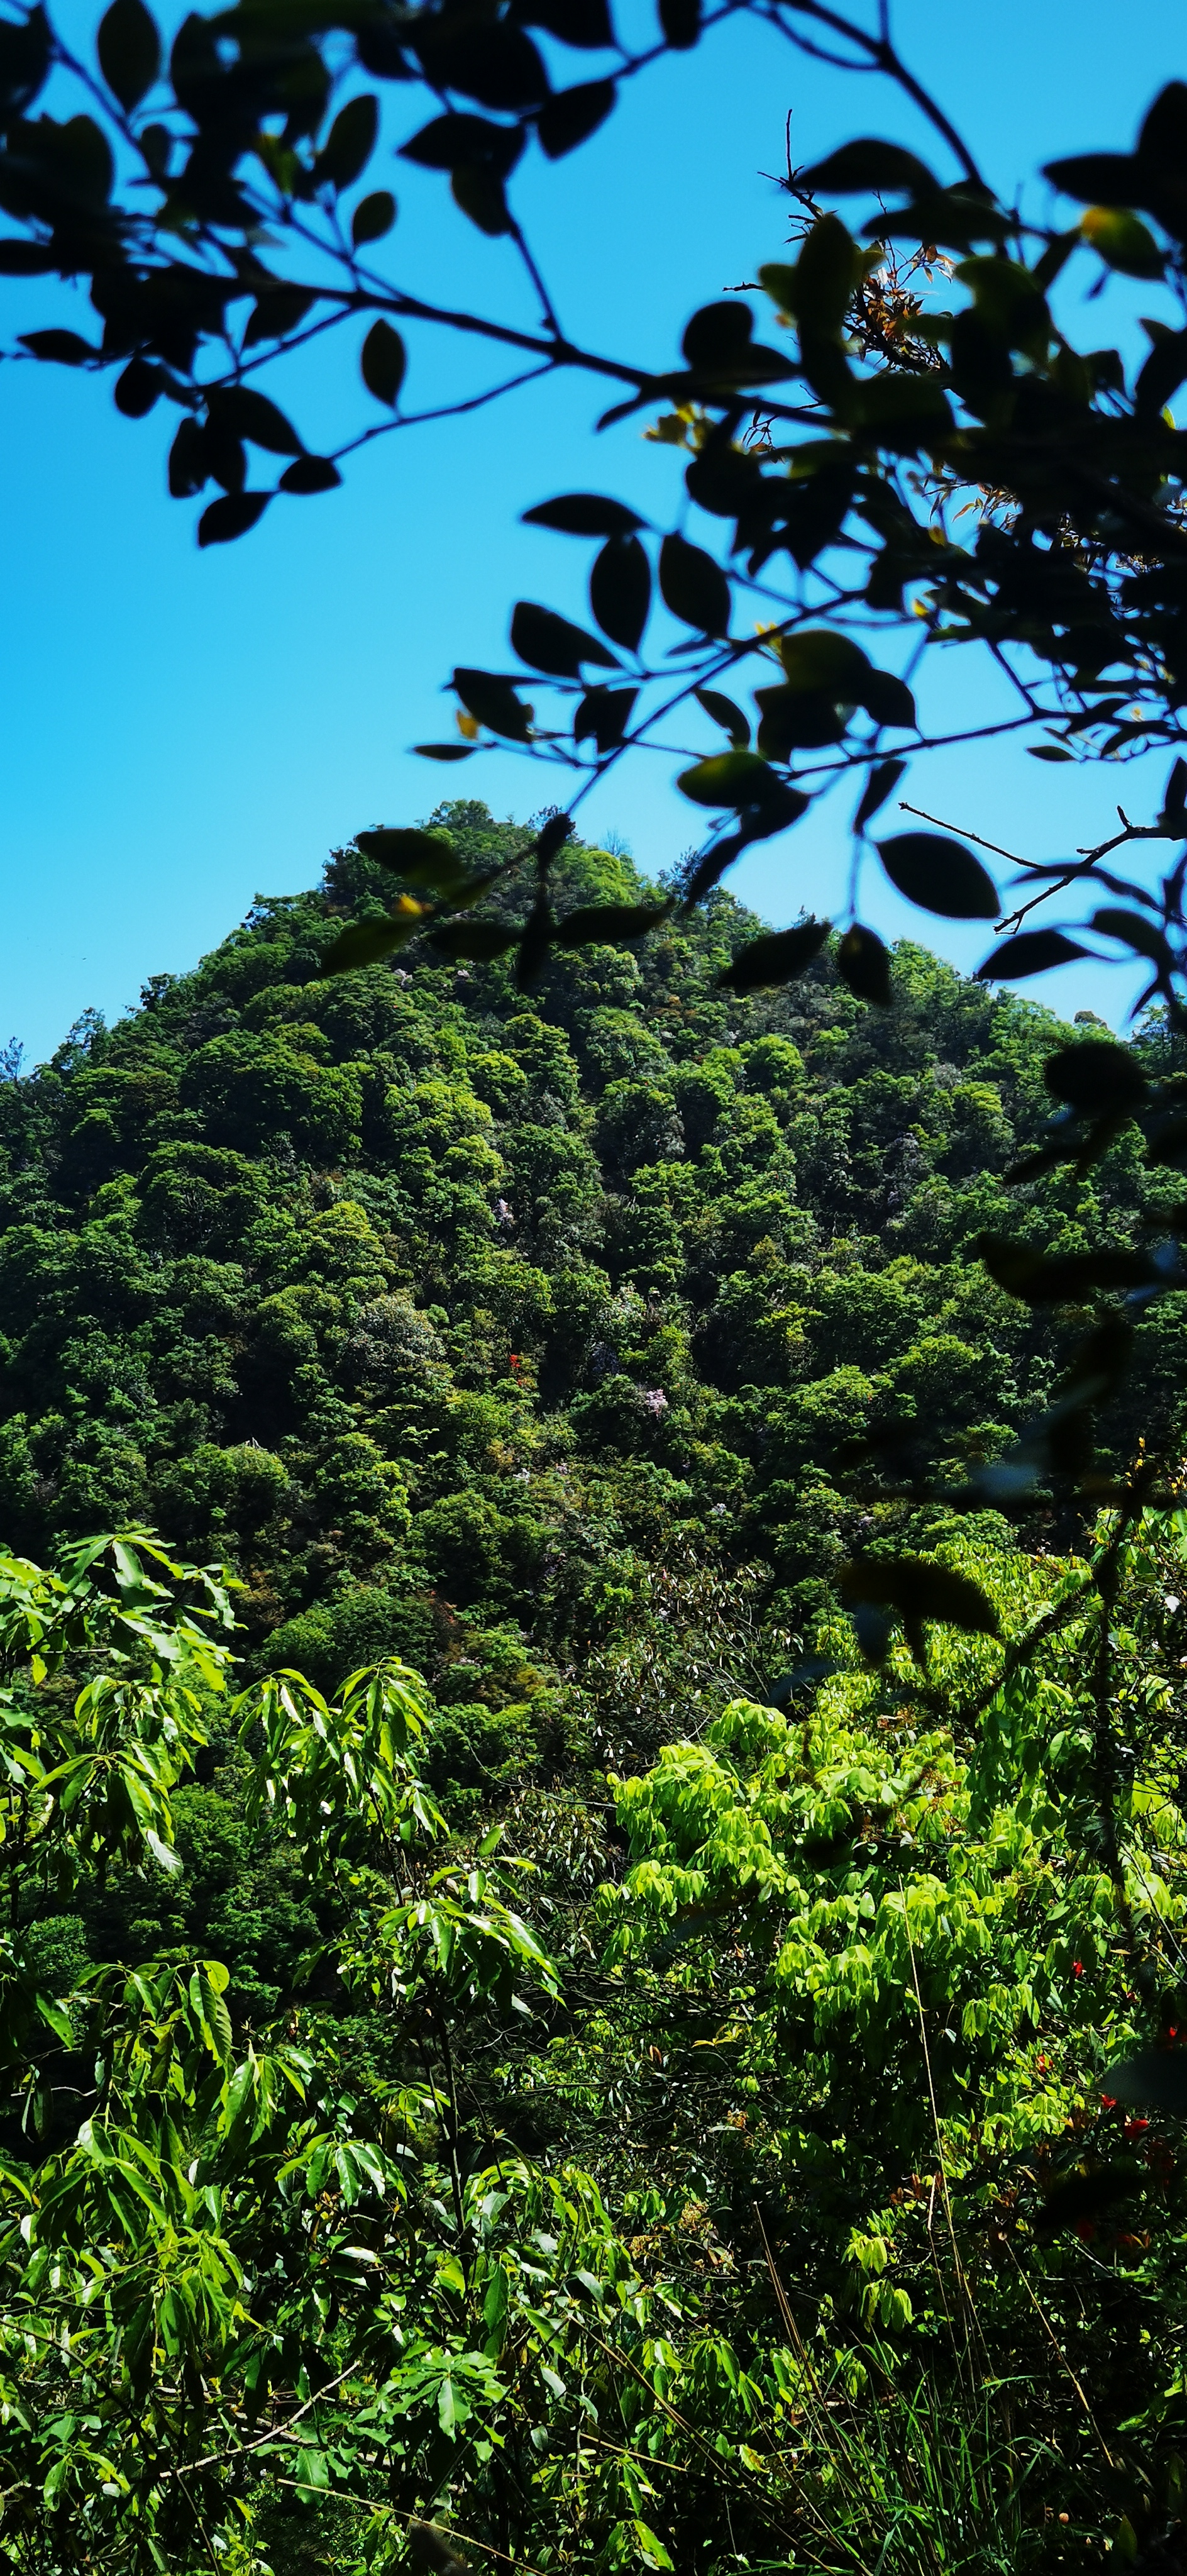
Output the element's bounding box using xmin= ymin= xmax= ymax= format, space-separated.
xmin=0 ymin=804 xmax=1181 ymax=1795
xmin=6 ymin=811 xmax=1187 ymax=2573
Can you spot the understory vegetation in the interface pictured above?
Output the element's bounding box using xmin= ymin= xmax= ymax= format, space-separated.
xmin=5 ymin=809 xmax=1187 ymax=2573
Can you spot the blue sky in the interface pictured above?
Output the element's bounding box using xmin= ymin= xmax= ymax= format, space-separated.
xmin=3 ymin=0 xmax=1186 ymax=1064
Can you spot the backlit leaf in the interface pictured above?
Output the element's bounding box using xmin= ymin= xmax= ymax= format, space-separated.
xmin=876 ymin=831 xmax=998 ymax=919
xmin=97 ymin=0 xmax=159 ymax=108
xmin=836 ymin=922 xmax=892 ymax=1004
xmin=511 ymin=599 xmax=619 ymax=675
xmin=853 ymin=759 xmax=905 ymax=834
xmin=590 ymin=534 xmax=650 ymax=652
xmin=798 ymin=139 xmax=935 ymax=196
xmin=197 ymin=492 xmax=270 ymax=546
xmin=361 ymin=319 xmax=406 ymax=405
xmin=455 ymin=667 xmax=533 ymax=741
xmin=718 ymin=919 xmax=831 ymax=991
xmin=976 ymin=929 xmax=1090 ymax=979
xmin=658 ymin=532 xmax=731 ymax=634
xmin=524 ymin=493 xmax=645 ymax=535
xmin=352 ymin=189 xmax=396 ymax=245
xmin=538 ymin=79 xmax=614 ymax=157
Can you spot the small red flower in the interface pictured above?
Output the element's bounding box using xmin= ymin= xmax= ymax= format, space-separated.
xmin=1073 ymin=1960 xmax=1085 ymax=1978
xmin=1100 ymin=2093 xmax=1118 ymax=2110
xmin=1124 ymin=2118 xmax=1151 ymax=2140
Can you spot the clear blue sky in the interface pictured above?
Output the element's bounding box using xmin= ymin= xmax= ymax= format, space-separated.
xmin=3 ymin=0 xmax=1185 ymax=1064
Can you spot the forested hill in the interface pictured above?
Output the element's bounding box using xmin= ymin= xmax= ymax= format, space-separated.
xmin=0 ymin=801 xmax=1179 ymax=1763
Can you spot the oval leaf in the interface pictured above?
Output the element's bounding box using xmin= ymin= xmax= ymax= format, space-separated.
xmin=524 ymin=492 xmax=646 ymax=536
xmin=590 ymin=534 xmax=651 ymax=651
xmin=876 ymin=831 xmax=998 ymax=919
xmin=97 ymin=0 xmax=159 ymax=109
xmin=511 ymin=599 xmax=619 ymax=676
xmin=553 ymin=902 xmax=669 ymax=947
xmin=454 ymin=667 xmax=533 ymax=741
xmin=718 ymin=919 xmax=831 ymax=991
xmin=976 ymin=929 xmax=1090 ymax=980
xmin=658 ymin=531 xmax=731 ymax=635
xmin=361 ymin=319 xmax=406 ymax=405
xmin=836 ymin=922 xmax=892 ymax=1005
xmin=352 ymin=189 xmax=396 ymax=246
xmin=197 ymin=492 xmax=270 ymax=547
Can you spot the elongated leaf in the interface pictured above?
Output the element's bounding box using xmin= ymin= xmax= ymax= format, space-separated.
xmin=590 ymin=535 xmax=650 ymax=650
xmin=361 ymin=319 xmax=406 ymax=405
xmin=718 ymin=919 xmax=830 ymax=991
xmin=538 ymin=79 xmax=614 ymax=157
xmin=836 ymin=922 xmax=892 ymax=1004
xmin=428 ymin=919 xmax=522 ymax=961
xmin=1091 ymin=906 xmax=1174 ymax=969
xmin=511 ymin=599 xmax=618 ymax=675
xmin=524 ymin=492 xmax=645 ymax=535
xmin=853 ymin=759 xmax=905 ymax=834
xmin=658 ymin=531 xmax=731 ymax=633
xmin=841 ymin=1555 xmax=1000 ymax=1636
xmin=316 ymin=92 xmax=378 ymax=191
xmin=197 ymin=492 xmax=270 ymax=546
xmin=976 ymin=1235 xmax=1163 ymax=1302
xmin=280 ymin=455 xmax=341 ymax=494
xmin=353 ymin=189 xmax=396 ymax=245
xmin=976 ymin=929 xmax=1090 ymax=979
xmin=19 ymin=329 xmax=96 ymax=365
xmin=415 ymin=742 xmax=475 ymax=761
xmin=877 ymin=830 xmax=998 ymax=919
xmin=454 ymin=667 xmax=533 ymax=741
xmin=798 ymin=139 xmax=935 ymax=195
xmin=97 ymin=0 xmax=159 ymax=107
xmin=323 ymin=914 xmax=422 ymax=973
xmin=211 ymin=386 xmax=303 ymax=456
xmin=356 ymin=827 xmax=461 ymax=884
xmin=696 ymin=687 xmax=749 ymax=746
xmin=554 ymin=902 xmax=668 ymax=946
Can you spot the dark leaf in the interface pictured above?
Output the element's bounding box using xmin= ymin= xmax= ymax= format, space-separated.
xmin=511 ymin=599 xmax=619 ymax=676
xmin=756 ymin=684 xmax=845 ymax=760
xmin=1044 ymin=1038 xmax=1148 ymax=1115
xmin=876 ymin=831 xmax=998 ymax=919
xmin=0 ymin=6 xmax=50 ymax=116
xmin=574 ymin=685 xmax=638 ymax=751
xmin=841 ymin=1555 xmax=1000 ymax=1637
xmin=836 ymin=923 xmax=892 ymax=1005
xmin=415 ymin=17 xmax=548 ymax=109
xmin=1037 ymin=2165 xmax=1138 ymax=2235
xmin=361 ymin=319 xmax=406 ymax=405
xmin=853 ymin=758 xmax=905 ymax=834
xmin=659 ymin=0 xmax=700 ymax=47
xmin=323 ymin=914 xmax=421 ymax=974
xmin=859 ymin=667 xmax=916 ymax=728
xmin=352 ymin=189 xmax=396 ymax=246
xmin=0 ymin=239 xmax=55 ymax=273
xmin=244 ymin=285 xmax=317 ymax=346
xmin=554 ymin=902 xmax=669 ymax=946
xmin=451 ymin=162 xmax=511 ymax=234
xmin=538 ymin=80 xmax=614 ymax=157
xmin=197 ymin=491 xmax=270 ymax=547
xmin=210 ymin=387 xmax=304 ymax=457
xmin=168 ymin=416 xmax=207 ymax=498
xmin=516 ymin=0 xmax=614 ymax=43
xmin=790 ymin=213 xmax=857 ymax=334
xmin=1091 ymin=906 xmax=1174 ymax=970
xmin=97 ymin=0 xmax=159 ymax=110
xmin=429 ymin=919 xmax=521 ymax=961
xmin=316 ymin=93 xmax=378 ymax=192
xmin=280 ymin=454 xmax=341 ymax=494
xmin=524 ymin=492 xmax=644 ymax=535
xmin=355 ymin=828 xmax=461 ymax=886
xmin=696 ymin=687 xmax=749 ymax=747
xmin=19 ymin=329 xmax=96 ymax=365
xmin=1162 ymin=756 xmax=1187 ymax=830
xmin=590 ymin=534 xmax=650 ymax=652
xmin=718 ymin=919 xmax=831 ymax=991
xmin=976 ymin=1235 xmax=1162 ymax=1302
xmin=516 ymin=894 xmax=555 ymax=987
xmin=1042 ymin=151 xmax=1143 ymax=207
xmin=454 ymin=667 xmax=533 ymax=741
xmin=414 ymin=743 xmax=475 ymax=761
xmin=683 ymin=300 xmax=754 ymax=369
xmin=534 ymin=812 xmax=575 ymax=870
xmin=976 ymin=929 xmax=1091 ymax=979
xmin=798 ymin=139 xmax=935 ymax=196
xmin=1107 ymin=2050 xmax=1187 ymax=2116
xmin=400 ymin=114 xmax=522 ymax=175
xmin=114 ymin=357 xmax=162 ymax=418
xmin=658 ymin=531 xmax=731 ymax=635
